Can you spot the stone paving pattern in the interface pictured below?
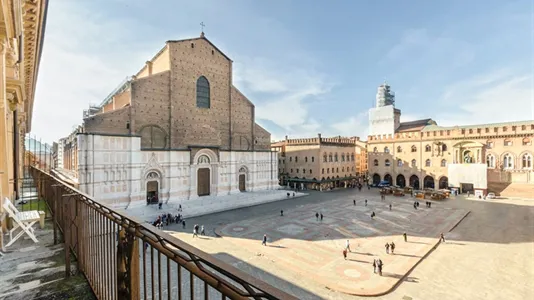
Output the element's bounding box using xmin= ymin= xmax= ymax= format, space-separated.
xmin=161 ymin=188 xmax=534 ymax=300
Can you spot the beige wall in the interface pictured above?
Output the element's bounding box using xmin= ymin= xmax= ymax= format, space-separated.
xmin=318 ymin=145 xmax=359 ymax=180
xmin=280 ymin=144 xmax=321 ymax=179
xmin=367 ymin=122 xmax=534 ymax=188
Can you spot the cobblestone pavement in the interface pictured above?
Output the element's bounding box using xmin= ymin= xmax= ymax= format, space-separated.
xmin=158 ymin=188 xmax=534 ymax=300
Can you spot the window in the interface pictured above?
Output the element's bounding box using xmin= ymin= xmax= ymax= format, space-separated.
xmin=309 ymin=169 xmax=312 ymax=174
xmin=486 ymin=154 xmax=495 ymax=168
xmin=327 ymin=168 xmax=330 ymax=173
xmin=303 ymin=169 xmax=306 ymax=174
xmin=196 ymin=76 xmax=210 ymax=108
xmin=323 ymin=154 xmax=327 ymax=162
xmin=352 ymin=166 xmax=354 ymax=171
xmin=503 ymin=154 xmax=514 ymax=169
xmin=441 ymin=159 xmax=447 ymax=167
xmin=341 ymin=154 xmax=345 ymax=162
xmin=335 ymin=154 xmax=338 ymax=162
xmin=385 ymin=159 xmax=391 ymax=167
xmin=290 ymin=169 xmax=293 ymax=173
xmin=139 ymin=125 xmax=167 ymax=149
xmin=351 ymin=154 xmax=355 ymax=161
xmin=289 ymin=157 xmax=292 ymax=162
xmin=295 ymin=156 xmax=298 ymax=163
xmin=342 ymin=167 xmax=345 ymax=172
xmin=312 ymin=157 xmax=315 ymax=162
xmin=329 ymin=154 xmax=333 ymax=162
xmin=411 ymin=145 xmax=417 ymax=152
xmin=384 ymin=147 xmax=390 ymax=153
xmin=374 ymin=159 xmax=379 ymax=166
xmin=296 ymin=169 xmax=299 ymax=173
xmin=485 ymin=128 xmax=489 ymax=133
xmin=397 ymin=159 xmax=403 ymax=167
xmin=411 ymin=159 xmax=417 ymax=167
xmin=425 ymin=159 xmax=431 ymax=167
xmin=523 ymin=138 xmax=532 ymax=146
xmin=487 ymin=141 xmax=494 ymax=148
xmin=503 ymin=126 xmax=507 ymax=132
xmin=336 ymin=168 xmax=339 ymax=172
xmin=522 ymin=154 xmax=532 ymax=169
xmin=278 ymin=159 xmax=281 ymax=165
xmin=397 ymin=146 xmax=402 ymax=152
xmin=305 ymin=157 xmax=308 ymax=163
xmin=322 ymin=168 xmax=324 ymax=174
xmin=425 ymin=145 xmax=431 ymax=152
xmin=442 ymin=144 xmax=447 ymax=152
xmin=373 ymin=147 xmax=378 ymax=153
xmin=504 ymin=139 xmax=513 ymax=146
xmin=469 ymin=129 xmax=473 ymax=134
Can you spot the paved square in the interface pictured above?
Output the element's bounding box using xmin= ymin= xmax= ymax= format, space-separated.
xmin=172 ymin=194 xmax=469 ymax=296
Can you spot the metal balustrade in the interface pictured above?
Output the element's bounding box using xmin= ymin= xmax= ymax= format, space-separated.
xmin=31 ymin=166 xmax=295 ymax=300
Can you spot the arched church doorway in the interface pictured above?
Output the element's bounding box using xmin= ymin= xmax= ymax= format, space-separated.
xmin=239 ymin=174 xmax=246 ymax=192
xmin=146 ymin=181 xmax=159 ymax=204
xmin=197 ymin=168 xmax=210 ymax=196
xmin=439 ymin=176 xmax=449 ymax=189
xmin=372 ymin=174 xmax=381 ymax=185
xmin=424 ymin=176 xmax=435 ymax=189
xmin=384 ymin=174 xmax=392 ymax=185
xmin=396 ymin=174 xmax=406 ymax=187
xmin=409 ymin=175 xmax=420 ymax=189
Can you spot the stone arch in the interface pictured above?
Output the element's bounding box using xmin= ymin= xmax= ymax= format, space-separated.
xmin=384 ymin=173 xmax=392 ymax=185
xmin=423 ymin=175 xmax=435 ymax=189
xmin=409 ymin=175 xmax=420 ymax=189
xmin=193 ymin=148 xmax=218 ymax=164
xmin=138 ymin=124 xmax=167 ymax=149
xmin=144 ymin=170 xmax=162 ymax=204
xmin=396 ymin=174 xmax=406 ymax=187
xmin=438 ymin=176 xmax=449 ymax=189
xmin=196 ymin=75 xmax=211 ymax=108
xmin=519 ymin=151 xmax=533 ymax=169
xmin=501 ymin=152 xmax=516 ymax=169
xmin=372 ymin=173 xmax=381 ymax=185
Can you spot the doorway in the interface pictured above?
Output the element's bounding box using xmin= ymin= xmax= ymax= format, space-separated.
xmin=239 ymin=174 xmax=246 ymax=192
xmin=461 ymin=183 xmax=474 ymax=194
xmin=146 ymin=181 xmax=159 ymax=204
xmin=197 ymin=168 xmax=210 ymax=196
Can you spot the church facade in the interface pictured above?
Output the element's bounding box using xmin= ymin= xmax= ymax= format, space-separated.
xmin=367 ymin=83 xmax=534 ymax=198
xmin=62 ymin=34 xmax=278 ymax=209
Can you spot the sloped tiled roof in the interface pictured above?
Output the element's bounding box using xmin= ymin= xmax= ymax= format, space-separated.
xmin=396 ymin=119 xmax=435 ymax=132
xmin=421 ymin=119 xmax=534 ymax=131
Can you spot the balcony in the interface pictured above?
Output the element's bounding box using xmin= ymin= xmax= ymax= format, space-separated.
xmin=0 ymin=167 xmax=294 ymax=300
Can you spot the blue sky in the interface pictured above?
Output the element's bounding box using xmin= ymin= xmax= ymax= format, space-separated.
xmin=32 ymin=0 xmax=534 ymax=143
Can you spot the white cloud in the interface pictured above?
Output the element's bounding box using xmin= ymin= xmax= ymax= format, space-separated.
xmin=330 ymin=112 xmax=369 ymax=139
xmin=436 ymin=70 xmax=534 ymax=126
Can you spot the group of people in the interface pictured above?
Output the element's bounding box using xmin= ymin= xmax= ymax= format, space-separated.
xmin=192 ymin=224 xmax=206 ymax=237
xmin=152 ymin=213 xmax=186 ymax=229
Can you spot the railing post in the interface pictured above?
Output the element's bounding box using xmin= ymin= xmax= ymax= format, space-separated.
xmin=63 ymin=194 xmax=71 ymax=278
xmin=117 ymin=226 xmax=140 ymax=300
xmin=52 ymin=184 xmax=60 ymax=245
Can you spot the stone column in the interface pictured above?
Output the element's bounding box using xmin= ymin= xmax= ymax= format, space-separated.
xmin=0 ymin=38 xmax=10 ymax=205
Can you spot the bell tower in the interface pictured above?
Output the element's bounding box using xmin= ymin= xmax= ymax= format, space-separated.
xmin=368 ymin=82 xmax=401 ymax=136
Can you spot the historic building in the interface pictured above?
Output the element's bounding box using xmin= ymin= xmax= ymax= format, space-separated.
xmin=0 ymin=0 xmax=48 ymax=233
xmin=271 ymin=134 xmax=367 ymax=191
xmin=367 ymin=82 xmax=534 ymax=198
xmin=55 ymin=33 xmax=278 ymax=209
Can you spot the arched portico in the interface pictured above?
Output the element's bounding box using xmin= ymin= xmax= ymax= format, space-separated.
xmin=439 ymin=176 xmax=449 ymax=189
xmin=384 ymin=174 xmax=392 ymax=185
xmin=396 ymin=174 xmax=406 ymax=187
xmin=145 ymin=171 xmax=161 ymax=204
xmin=409 ymin=175 xmax=420 ymax=189
xmin=423 ymin=176 xmax=435 ymax=189
xmin=372 ymin=173 xmax=381 ymax=185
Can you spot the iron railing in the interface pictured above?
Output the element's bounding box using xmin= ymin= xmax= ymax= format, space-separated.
xmin=31 ymin=166 xmax=296 ymax=300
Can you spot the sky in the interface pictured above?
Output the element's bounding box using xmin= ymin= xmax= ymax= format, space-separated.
xmin=31 ymin=0 xmax=534 ymax=144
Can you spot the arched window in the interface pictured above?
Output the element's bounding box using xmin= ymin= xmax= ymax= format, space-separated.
xmin=397 ymin=146 xmax=402 ymax=152
xmin=323 ymin=154 xmax=327 ymax=162
xmin=139 ymin=125 xmax=167 ymax=149
xmin=312 ymin=157 xmax=315 ymax=162
xmin=374 ymin=159 xmax=379 ymax=166
xmin=196 ymin=76 xmax=211 ymax=108
xmin=295 ymin=156 xmax=298 ymax=163
xmin=411 ymin=159 xmax=417 ymax=167
xmin=425 ymin=145 xmax=431 ymax=152
xmin=309 ymin=169 xmax=312 ymax=174
xmin=341 ymin=154 xmax=345 ymax=161
xmin=322 ymin=168 xmax=324 ymax=174
xmin=503 ymin=153 xmax=514 ymax=169
xmin=342 ymin=167 xmax=345 ymax=172
xmin=373 ymin=147 xmax=378 ymax=153
xmin=522 ymin=153 xmax=532 ymax=169
xmin=486 ymin=154 xmax=495 ymax=168
xmin=334 ymin=153 xmax=338 ymax=162
xmin=397 ymin=159 xmax=403 ymax=167
xmin=486 ymin=140 xmax=494 ymax=148
xmin=385 ymin=159 xmax=391 ymax=166
xmin=384 ymin=147 xmax=390 ymax=153
xmin=329 ymin=153 xmax=333 ymax=162
xmin=441 ymin=159 xmax=447 ymax=167
xmin=351 ymin=154 xmax=355 ymax=161
xmin=504 ymin=139 xmax=513 ymax=146
xmin=523 ymin=138 xmax=532 ymax=146
xmin=425 ymin=159 xmax=431 ymax=167
xmin=305 ymin=157 xmax=308 ymax=163
xmin=411 ymin=145 xmax=417 ymax=152
xmin=442 ymin=144 xmax=448 ymax=152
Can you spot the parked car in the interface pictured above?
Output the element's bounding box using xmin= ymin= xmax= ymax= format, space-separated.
xmin=487 ymin=192 xmax=496 ymax=199
xmin=377 ymin=181 xmax=390 ymax=188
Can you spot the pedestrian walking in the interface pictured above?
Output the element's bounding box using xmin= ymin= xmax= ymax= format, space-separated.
xmin=201 ymin=225 xmax=205 ymax=236
xmin=345 ymin=239 xmax=351 ymax=252
xmin=315 ymin=212 xmax=319 ymax=220
xmin=353 ymin=199 xmax=356 ymax=206
xmin=193 ymin=224 xmax=199 ymax=238
xmin=390 ymin=242 xmax=395 ymax=254
xmin=182 ymin=220 xmax=186 ymax=229
xmin=385 ymin=243 xmax=390 ymax=254
xmin=342 ymin=249 xmax=347 ymax=260
xmin=262 ymin=234 xmax=267 ymax=246
xmin=440 ymin=232 xmax=445 ymax=242
xmin=389 ymin=203 xmax=392 ymax=211
xmin=403 ymin=232 xmax=407 ymax=242
xmin=377 ymin=259 xmax=383 ymax=276
xmin=365 ymin=199 xmax=368 ymax=206
xmin=372 ymin=259 xmax=377 ymax=273
xmin=280 ymin=210 xmax=284 ymax=216
xmin=320 ymin=213 xmax=324 ymax=221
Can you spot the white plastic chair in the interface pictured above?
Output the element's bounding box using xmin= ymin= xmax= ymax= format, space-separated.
xmin=2 ymin=198 xmax=39 ymax=247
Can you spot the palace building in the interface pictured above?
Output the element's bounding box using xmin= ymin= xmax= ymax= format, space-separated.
xmin=367 ymin=82 xmax=534 ymax=198
xmin=271 ymin=134 xmax=367 ymax=191
xmin=55 ymin=33 xmax=278 ymax=210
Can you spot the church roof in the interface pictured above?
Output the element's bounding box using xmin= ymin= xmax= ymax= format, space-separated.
xmin=167 ymin=35 xmax=233 ymax=62
xmin=396 ymin=119 xmax=435 ymax=132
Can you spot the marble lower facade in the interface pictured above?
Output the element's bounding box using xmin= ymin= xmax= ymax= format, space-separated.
xmin=76 ymin=134 xmax=279 ymax=209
